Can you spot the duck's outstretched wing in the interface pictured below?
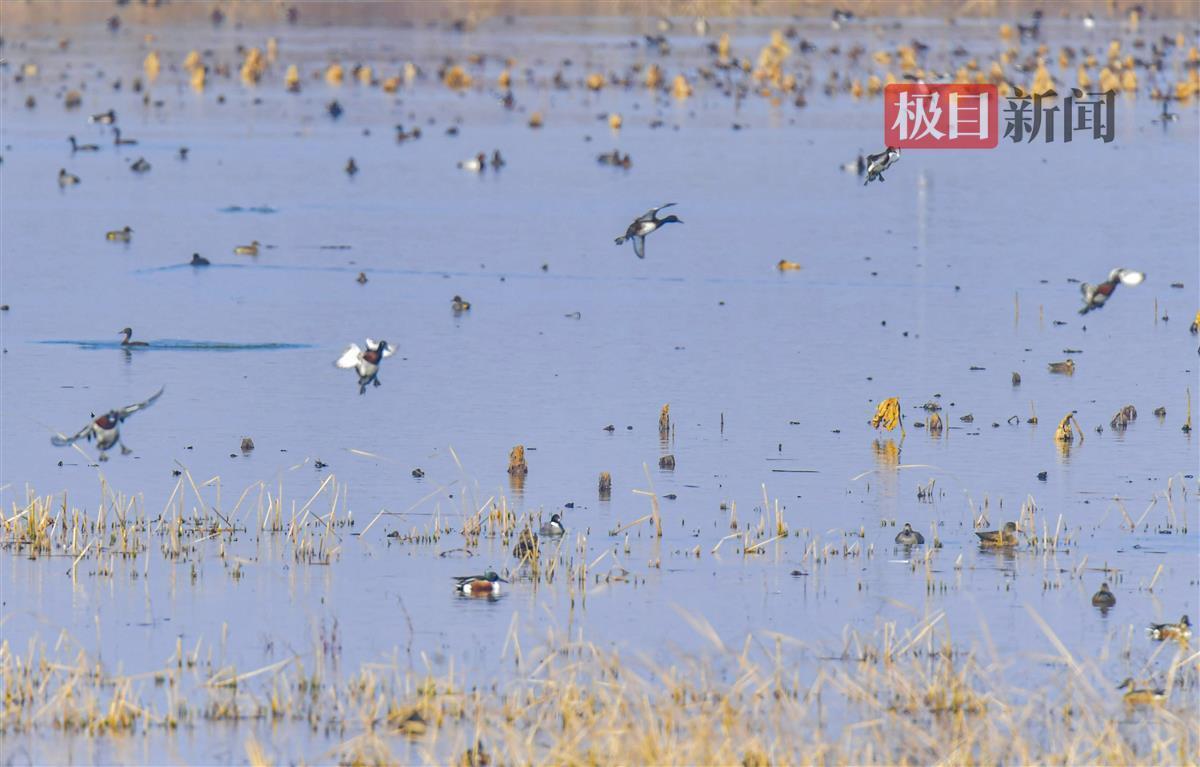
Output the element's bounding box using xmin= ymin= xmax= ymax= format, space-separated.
xmin=117 ymin=387 xmax=164 ymax=421
xmin=365 ymin=339 xmax=397 ymax=358
xmin=335 ymin=343 xmax=363 ymax=368
xmin=636 ymin=202 xmax=676 ymax=221
xmin=632 ymin=235 xmax=646 ymax=259
xmin=52 ymin=422 xmax=94 ymax=447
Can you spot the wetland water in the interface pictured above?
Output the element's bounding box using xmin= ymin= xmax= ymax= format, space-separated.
xmin=1 ymin=8 xmax=1198 ymax=765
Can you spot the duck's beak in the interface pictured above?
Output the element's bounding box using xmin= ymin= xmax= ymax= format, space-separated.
xmin=498 ymin=577 xmax=509 ymax=583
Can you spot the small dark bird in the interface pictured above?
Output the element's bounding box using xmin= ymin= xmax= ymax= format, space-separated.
xmin=335 ymin=339 xmax=395 ymax=395
xmin=1091 ymin=582 xmax=1116 ymax=608
xmin=490 ymin=150 xmax=505 ymax=169
xmin=864 ymin=147 xmax=900 ymax=184
xmin=345 ymin=157 xmax=358 ymax=176
xmin=356 ymin=272 xmax=368 ymax=284
xmin=69 ymin=136 xmax=99 ymax=152
xmin=130 ymin=157 xmax=151 ymax=173
xmin=51 ymin=386 xmax=164 ymax=461
xmin=119 ymin=327 xmax=148 ymax=347
xmin=113 ymin=127 xmax=138 ymax=145
xmin=189 ymin=253 xmax=210 ymax=266
xmin=178 ymin=147 xmax=190 ymax=160
xmin=614 ymin=203 xmax=683 ymax=259
xmin=894 ymin=523 xmax=925 ymax=546
xmin=327 ymin=100 xmax=343 ymax=119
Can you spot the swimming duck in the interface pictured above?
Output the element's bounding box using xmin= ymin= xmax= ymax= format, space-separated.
xmin=119 ymin=327 xmax=149 ymax=347
xmin=451 ymin=295 xmax=471 ymax=312
xmin=130 ymin=157 xmax=151 ymax=173
xmin=356 ymin=272 xmax=368 ymax=284
xmin=106 ymin=226 xmax=133 ymax=242
xmin=1047 ymin=359 xmax=1076 ymax=375
xmin=975 ymin=521 xmax=1018 ymax=547
xmin=58 ymin=168 xmax=81 ymax=186
xmin=113 ymin=127 xmax=138 ymax=145
xmin=614 ymin=203 xmax=683 ymax=259
xmin=539 ymin=513 xmax=566 ymax=537
xmin=189 ymin=253 xmax=210 ymax=266
xmin=864 ymin=147 xmax=900 ymax=185
xmin=345 ymin=157 xmax=358 ymax=176
xmin=1082 ymin=12 xmax=1095 ymax=30
xmin=1116 ymin=678 xmax=1165 ymax=706
xmin=334 ymin=338 xmax=395 ymax=395
xmin=178 ymin=147 xmax=190 ymax=160
xmin=894 ymin=523 xmax=925 ymax=546
xmin=89 ymin=109 xmax=116 ymax=125
xmin=457 ymin=153 xmax=486 ymax=172
xmin=490 ymin=150 xmax=505 ymax=170
xmin=512 ymin=529 xmax=538 ymax=558
xmin=69 ymin=135 xmax=99 ymax=152
xmin=454 ymin=570 xmax=507 ymax=595
xmin=1147 ymin=615 xmax=1191 ymax=642
xmin=233 ymin=241 xmax=260 ymax=256
xmin=1091 ymin=582 xmax=1116 ymax=608
xmin=327 ymin=100 xmax=343 ymax=119
xmin=51 ymin=386 xmax=164 ymax=461
xmin=1079 ymin=268 xmax=1145 ymax=314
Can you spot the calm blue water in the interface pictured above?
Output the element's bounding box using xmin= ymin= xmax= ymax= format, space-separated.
xmin=1 ymin=12 xmax=1197 ymax=764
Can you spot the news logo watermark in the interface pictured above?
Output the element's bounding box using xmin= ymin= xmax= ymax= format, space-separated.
xmin=885 ymin=84 xmax=1116 ymax=148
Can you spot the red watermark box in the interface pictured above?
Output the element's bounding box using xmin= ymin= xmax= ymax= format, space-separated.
xmin=884 ymin=83 xmax=999 ymax=149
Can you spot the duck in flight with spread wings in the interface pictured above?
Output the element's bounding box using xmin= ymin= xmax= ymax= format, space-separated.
xmin=614 ymin=203 xmax=683 ymax=259
xmin=334 ymin=339 xmax=396 ymax=395
xmin=51 ymin=387 xmax=164 ymax=461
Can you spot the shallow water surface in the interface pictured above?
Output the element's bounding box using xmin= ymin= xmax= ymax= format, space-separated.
xmin=1 ymin=12 xmax=1197 ymax=765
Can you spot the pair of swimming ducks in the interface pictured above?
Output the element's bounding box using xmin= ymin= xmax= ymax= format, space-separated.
xmin=455 ymin=515 xmax=566 ymax=594
xmin=893 ymin=521 xmax=1018 ymax=546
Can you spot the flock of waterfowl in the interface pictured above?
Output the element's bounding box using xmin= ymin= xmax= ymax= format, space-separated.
xmin=7 ymin=6 xmax=1193 ymax=739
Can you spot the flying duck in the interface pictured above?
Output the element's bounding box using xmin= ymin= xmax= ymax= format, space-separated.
xmin=894 ymin=523 xmax=925 ymax=546
xmin=614 ymin=203 xmax=683 ymax=259
xmin=864 ymin=147 xmax=900 ymax=185
xmin=69 ymin=135 xmax=99 ymax=152
xmin=334 ymin=338 xmax=395 ymax=394
xmin=1079 ymin=268 xmax=1145 ymax=314
xmin=119 ymin=327 xmax=149 ymax=347
xmin=51 ymin=386 xmax=164 ymax=461
xmin=106 ymin=226 xmax=133 ymax=242
xmin=539 ymin=513 xmax=566 ymax=537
